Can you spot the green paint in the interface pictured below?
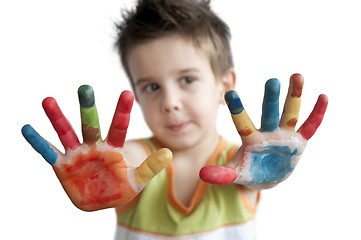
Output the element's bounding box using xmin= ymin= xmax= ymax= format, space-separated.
xmin=78 ymin=85 xmax=101 ymax=144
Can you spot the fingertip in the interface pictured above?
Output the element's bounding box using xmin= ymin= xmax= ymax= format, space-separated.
xmin=316 ymin=94 xmax=328 ymax=113
xmin=121 ymin=90 xmax=134 ymax=97
xmin=157 ymin=148 xmax=173 ymax=162
xmin=264 ymin=78 xmax=280 ymax=100
xmin=120 ymin=90 xmax=134 ymax=101
xmin=319 ymin=94 xmax=329 ymax=103
xmin=78 ymin=85 xmax=95 ymax=107
xmin=135 ymin=148 xmax=172 ymax=185
xmin=290 ymin=73 xmax=304 ymax=82
xmin=42 ymin=97 xmax=62 ymax=120
xmin=148 ymin=148 xmax=173 ymax=172
xmin=199 ymin=166 xmax=237 ymax=185
xmin=21 ymin=124 xmax=33 ymax=138
xmin=42 ymin=97 xmax=56 ymax=109
xmin=224 ymin=90 xmax=244 ymax=114
xmin=118 ymin=90 xmax=134 ymax=113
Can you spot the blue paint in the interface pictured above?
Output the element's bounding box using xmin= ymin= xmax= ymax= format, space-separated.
xmin=225 ymin=90 xmax=244 ymax=114
xmin=261 ymin=78 xmax=280 ymax=132
xmin=22 ymin=124 xmax=58 ymax=165
xmin=78 ymin=85 xmax=95 ymax=107
xmin=247 ymin=145 xmax=297 ymax=184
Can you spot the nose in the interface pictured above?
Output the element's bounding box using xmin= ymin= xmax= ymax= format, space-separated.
xmin=161 ymin=91 xmax=182 ymax=113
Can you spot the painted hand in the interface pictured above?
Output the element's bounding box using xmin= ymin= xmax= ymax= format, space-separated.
xmin=22 ymin=86 xmax=172 ymax=211
xmin=200 ymin=74 xmax=328 ymax=187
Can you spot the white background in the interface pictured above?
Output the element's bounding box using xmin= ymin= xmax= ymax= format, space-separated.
xmin=1 ymin=0 xmax=360 ymax=239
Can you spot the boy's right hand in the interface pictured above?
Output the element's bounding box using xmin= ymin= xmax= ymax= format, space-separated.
xmin=22 ymin=86 xmax=172 ymax=211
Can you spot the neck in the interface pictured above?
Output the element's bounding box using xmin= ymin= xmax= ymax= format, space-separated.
xmin=171 ymin=130 xmax=221 ymax=166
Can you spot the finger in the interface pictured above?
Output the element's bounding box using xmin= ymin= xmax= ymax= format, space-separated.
xmin=22 ymin=124 xmax=59 ymax=165
xmin=107 ymin=90 xmax=134 ymax=148
xmin=261 ymin=78 xmax=280 ymax=132
xmin=298 ymin=94 xmax=328 ymax=140
xmin=199 ymin=166 xmax=237 ymax=185
xmin=43 ymin=97 xmax=81 ymax=150
xmin=135 ymin=148 xmax=172 ymax=185
xmin=225 ymin=90 xmax=258 ymax=142
xmin=280 ymin=73 xmax=304 ymax=130
xmin=78 ymin=85 xmax=101 ymax=145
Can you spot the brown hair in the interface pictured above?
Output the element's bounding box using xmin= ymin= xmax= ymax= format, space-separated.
xmin=114 ymin=0 xmax=233 ymax=88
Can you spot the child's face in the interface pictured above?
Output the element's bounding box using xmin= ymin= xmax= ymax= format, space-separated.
xmin=127 ymin=34 xmax=226 ymax=151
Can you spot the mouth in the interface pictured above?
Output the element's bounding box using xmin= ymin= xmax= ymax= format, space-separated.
xmin=167 ymin=122 xmax=189 ymax=132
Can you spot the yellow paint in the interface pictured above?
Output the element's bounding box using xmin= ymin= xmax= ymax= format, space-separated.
xmin=231 ymin=110 xmax=258 ymax=141
xmin=136 ymin=148 xmax=172 ymax=185
xmin=280 ymin=94 xmax=301 ymax=130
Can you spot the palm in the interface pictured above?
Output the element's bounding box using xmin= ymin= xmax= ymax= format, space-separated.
xmin=234 ymin=129 xmax=306 ymax=186
xmin=53 ymin=145 xmax=137 ymax=211
xmin=22 ymin=86 xmax=171 ymax=211
xmin=200 ymin=74 xmax=328 ymax=186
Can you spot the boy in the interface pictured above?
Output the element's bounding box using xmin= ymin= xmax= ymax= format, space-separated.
xmin=21 ymin=0 xmax=328 ymax=239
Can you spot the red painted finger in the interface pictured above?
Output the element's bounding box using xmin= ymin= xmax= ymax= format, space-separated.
xmin=107 ymin=90 xmax=134 ymax=148
xmin=298 ymin=94 xmax=328 ymax=140
xmin=42 ymin=97 xmax=81 ymax=150
xmin=199 ymin=166 xmax=237 ymax=185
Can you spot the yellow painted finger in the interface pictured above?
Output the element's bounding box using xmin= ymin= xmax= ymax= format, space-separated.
xmin=135 ymin=148 xmax=172 ymax=185
xmin=225 ymin=90 xmax=258 ymax=142
xmin=280 ymin=74 xmax=304 ymax=131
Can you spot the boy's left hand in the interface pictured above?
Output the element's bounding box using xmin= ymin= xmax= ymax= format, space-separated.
xmin=200 ymin=74 xmax=328 ymax=188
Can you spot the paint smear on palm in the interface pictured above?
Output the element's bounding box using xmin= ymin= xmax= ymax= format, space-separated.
xmin=59 ymin=149 xmax=137 ymax=209
xmin=241 ymin=138 xmax=305 ymax=184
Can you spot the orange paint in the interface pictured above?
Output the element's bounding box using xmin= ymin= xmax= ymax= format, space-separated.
xmin=291 ymin=77 xmax=304 ymax=98
xmin=62 ymin=150 xmax=136 ymax=208
xmin=287 ymin=118 xmax=298 ymax=128
xmin=238 ymin=128 xmax=253 ymax=137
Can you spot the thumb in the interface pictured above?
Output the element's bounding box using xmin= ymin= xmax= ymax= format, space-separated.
xmin=135 ymin=148 xmax=172 ymax=185
xmin=199 ymin=165 xmax=237 ymax=185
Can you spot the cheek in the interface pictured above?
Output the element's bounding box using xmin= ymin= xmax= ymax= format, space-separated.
xmin=140 ymin=103 xmax=161 ymax=130
xmin=188 ymin=94 xmax=219 ymax=123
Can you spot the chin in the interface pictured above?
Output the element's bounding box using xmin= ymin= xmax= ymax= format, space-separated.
xmin=158 ymin=133 xmax=198 ymax=151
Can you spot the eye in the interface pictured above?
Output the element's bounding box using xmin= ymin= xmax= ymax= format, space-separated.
xmin=143 ymin=83 xmax=160 ymax=92
xmin=180 ymin=76 xmax=195 ymax=84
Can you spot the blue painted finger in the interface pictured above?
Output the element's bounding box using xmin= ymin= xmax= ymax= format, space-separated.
xmin=261 ymin=78 xmax=280 ymax=132
xmin=225 ymin=90 xmax=244 ymax=114
xmin=22 ymin=124 xmax=58 ymax=165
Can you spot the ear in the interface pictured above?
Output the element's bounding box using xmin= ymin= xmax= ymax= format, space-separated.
xmin=218 ymin=69 xmax=236 ymax=105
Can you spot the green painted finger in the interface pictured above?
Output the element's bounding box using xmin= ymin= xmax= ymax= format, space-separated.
xmin=78 ymin=85 xmax=101 ymax=145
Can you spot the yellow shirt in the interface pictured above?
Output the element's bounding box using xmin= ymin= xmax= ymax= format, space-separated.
xmin=115 ymin=137 xmax=259 ymax=239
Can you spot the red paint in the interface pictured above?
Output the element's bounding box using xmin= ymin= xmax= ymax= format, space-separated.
xmin=43 ymin=97 xmax=80 ymax=150
xmin=299 ymin=94 xmax=328 ymax=140
xmin=199 ymin=166 xmax=237 ymax=185
xmin=61 ymin=150 xmax=136 ymax=208
xmin=238 ymin=128 xmax=254 ymax=137
xmin=108 ymin=91 xmax=134 ymax=148
xmin=287 ymin=118 xmax=298 ymax=128
xmin=290 ymin=74 xmax=304 ymax=98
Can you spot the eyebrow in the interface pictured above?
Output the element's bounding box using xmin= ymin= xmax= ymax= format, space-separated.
xmin=179 ymin=68 xmax=200 ymax=75
xmin=135 ymin=77 xmax=154 ymax=87
xmin=134 ymin=68 xmax=201 ymax=86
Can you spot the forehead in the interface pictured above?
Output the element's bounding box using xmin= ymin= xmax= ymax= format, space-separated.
xmin=127 ymin=34 xmax=211 ymax=81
